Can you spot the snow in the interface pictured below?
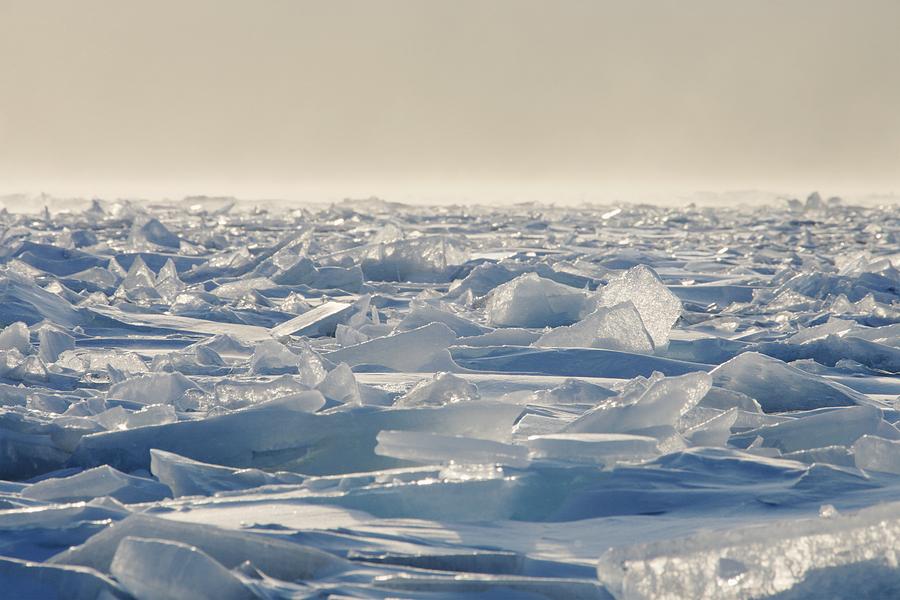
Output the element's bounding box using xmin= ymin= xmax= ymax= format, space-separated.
xmin=1 ymin=196 xmax=900 ymax=598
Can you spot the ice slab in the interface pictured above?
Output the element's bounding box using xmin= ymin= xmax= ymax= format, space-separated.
xmin=22 ymin=465 xmax=171 ymax=504
xmin=0 ymin=556 xmax=128 ymax=600
xmin=326 ymin=322 xmax=458 ymax=372
xmin=596 ymin=265 xmax=682 ymax=348
xmin=51 ymin=513 xmax=346 ymax=582
xmin=565 ymin=372 xmax=711 ymax=434
xmin=394 ymin=371 xmax=480 ymax=407
xmin=111 ymin=537 xmax=253 ymax=600
xmin=597 ymin=500 xmax=900 ymax=600
xmin=853 ymin=435 xmax=900 ymax=475
xmin=527 ymin=433 xmax=660 ymax=466
xmin=270 ymin=300 xmax=354 ymax=338
xmin=711 ymin=352 xmax=869 ymax=412
xmin=150 ymin=449 xmax=304 ymax=497
xmin=376 ymin=430 xmax=529 ymax=467
xmin=535 ymin=302 xmax=654 ymax=352
xmin=486 ymin=273 xmax=590 ymax=328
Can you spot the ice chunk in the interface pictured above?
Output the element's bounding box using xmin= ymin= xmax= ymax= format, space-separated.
xmin=212 ymin=375 xmax=310 ymax=410
xmin=249 ymin=340 xmax=301 ymax=375
xmin=0 ymin=556 xmax=128 ymax=600
xmin=270 ymin=300 xmax=354 ymax=338
xmin=317 ymin=362 xmax=362 ymax=405
xmin=395 ymin=302 xmax=489 ymax=337
xmin=534 ymin=302 xmax=654 ymax=352
xmin=376 ymin=430 xmax=529 ymax=467
xmin=683 ymin=407 xmax=738 ymax=447
xmin=527 ymin=433 xmax=660 ymax=465
xmin=565 ymin=372 xmax=711 ymax=434
xmin=22 ymin=465 xmax=171 ymax=504
xmin=0 ymin=321 xmax=31 ymax=354
xmin=486 ymin=273 xmax=590 ymax=328
xmin=128 ymin=216 xmax=181 ymax=249
xmin=71 ymin=401 xmax=523 ymax=476
xmin=0 ymin=272 xmax=82 ymax=327
xmin=51 ymin=513 xmax=346 ymax=581
xmin=125 ymin=403 xmax=177 ymax=429
xmin=732 ymin=405 xmax=884 ymax=453
xmin=532 ymin=378 xmax=617 ymax=405
xmin=853 ymin=435 xmax=900 ymax=475
xmin=111 ymin=537 xmax=253 ymax=600
xmin=150 ymin=449 xmax=303 ymax=497
xmin=108 ymin=372 xmax=199 ymax=405
xmin=597 ymin=500 xmax=900 ymax=600
xmin=711 ymin=352 xmax=868 ymax=412
xmin=360 ymin=235 xmax=469 ymax=282
xmin=596 ymin=265 xmax=682 ymax=348
xmin=37 ymin=326 xmax=75 ymax=363
xmin=394 ymin=372 xmax=479 ymax=407
xmin=326 ymin=322 xmax=458 ymax=372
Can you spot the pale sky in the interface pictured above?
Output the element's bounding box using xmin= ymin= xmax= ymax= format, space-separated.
xmin=1 ymin=1 xmax=899 ymax=203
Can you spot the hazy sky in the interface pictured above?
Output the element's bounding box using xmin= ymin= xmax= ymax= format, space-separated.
xmin=1 ymin=1 xmax=899 ymax=202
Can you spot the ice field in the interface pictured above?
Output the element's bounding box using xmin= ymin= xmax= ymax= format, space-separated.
xmin=1 ymin=193 xmax=900 ymax=598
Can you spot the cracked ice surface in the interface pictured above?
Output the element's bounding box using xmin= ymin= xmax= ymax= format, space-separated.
xmin=0 ymin=194 xmax=900 ymax=598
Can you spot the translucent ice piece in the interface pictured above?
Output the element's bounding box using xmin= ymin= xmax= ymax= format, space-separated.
xmin=526 ymin=433 xmax=660 ymax=465
xmin=534 ymin=302 xmax=654 ymax=352
xmin=596 ymin=265 xmax=682 ymax=348
xmin=326 ymin=322 xmax=458 ymax=372
xmin=111 ymin=537 xmax=253 ymax=600
xmin=37 ymin=326 xmax=74 ymax=363
xmin=108 ymin=372 xmax=199 ymax=405
xmin=853 ymin=435 xmax=900 ymax=475
xmin=486 ymin=273 xmax=590 ymax=328
xmin=711 ymin=352 xmax=869 ymax=412
xmin=150 ymin=449 xmax=303 ymax=497
xmin=597 ymin=500 xmax=900 ymax=600
xmin=394 ymin=372 xmax=479 ymax=407
xmin=0 ymin=321 xmax=31 ymax=354
xmin=375 ymin=430 xmax=529 ymax=468
xmin=22 ymin=465 xmax=171 ymax=504
xmin=565 ymin=372 xmax=711 ymax=434
xmin=317 ymin=362 xmax=362 ymax=405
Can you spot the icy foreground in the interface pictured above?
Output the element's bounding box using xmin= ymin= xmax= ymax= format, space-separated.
xmin=0 ymin=195 xmax=899 ymax=598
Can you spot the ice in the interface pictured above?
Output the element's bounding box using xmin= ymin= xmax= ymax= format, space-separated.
xmin=36 ymin=326 xmax=75 ymax=363
xmin=52 ymin=513 xmax=346 ymax=581
xmin=107 ymin=372 xmax=199 ymax=405
xmin=150 ymin=449 xmax=303 ymax=497
xmin=128 ymin=216 xmax=182 ymax=250
xmin=249 ymin=339 xmax=302 ymax=375
xmin=565 ymin=372 xmax=711 ymax=434
xmin=0 ymin=322 xmax=31 ymax=354
xmin=376 ymin=430 xmax=530 ymax=467
xmin=22 ymin=465 xmax=171 ymax=504
xmin=853 ymin=435 xmax=900 ymax=475
xmin=326 ymin=322 xmax=459 ymax=371
xmin=111 ymin=537 xmax=253 ymax=600
xmin=486 ymin=273 xmax=590 ymax=328
xmin=526 ymin=433 xmax=660 ymax=466
xmin=597 ymin=500 xmax=900 ymax=600
xmin=595 ymin=265 xmax=682 ymax=348
xmin=731 ymin=405 xmax=885 ymax=453
xmin=2 ymin=198 xmax=900 ymax=598
xmin=269 ymin=300 xmax=355 ymax=338
xmin=0 ymin=557 xmax=128 ymax=599
xmin=711 ymin=351 xmax=869 ymax=412
xmin=317 ymin=362 xmax=362 ymax=405
xmin=394 ymin=372 xmax=480 ymax=407
xmin=534 ymin=302 xmax=655 ymax=352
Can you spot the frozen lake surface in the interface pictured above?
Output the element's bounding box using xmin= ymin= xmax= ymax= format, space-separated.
xmin=1 ymin=194 xmax=900 ymax=598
